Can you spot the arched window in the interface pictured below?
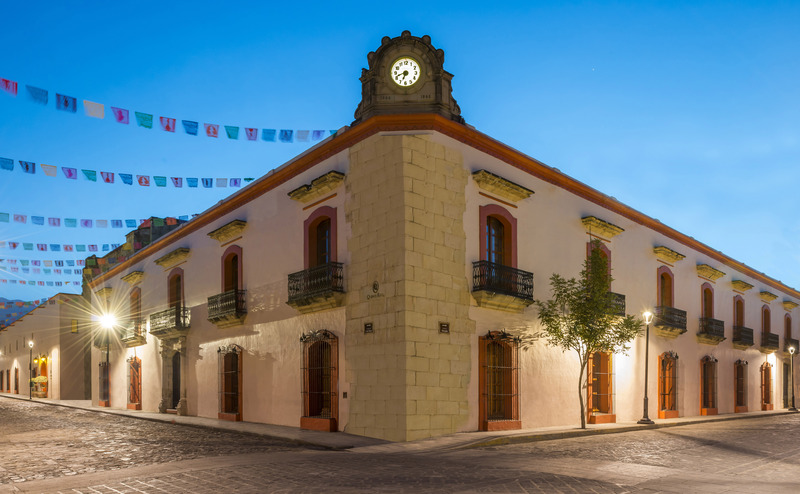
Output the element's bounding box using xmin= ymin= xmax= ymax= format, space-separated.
xmin=221 ymin=245 xmax=243 ymax=292
xmin=479 ymin=331 xmax=520 ymax=430
xmin=761 ymin=362 xmax=773 ymax=410
xmin=658 ymin=352 xmax=678 ymax=419
xmin=784 ymin=314 xmax=792 ymax=343
xmin=700 ymin=355 xmax=718 ymax=415
xmin=300 ymin=330 xmax=338 ymax=432
xmin=130 ymin=288 xmax=142 ymax=337
xmin=304 ymin=206 xmax=337 ymax=269
xmin=733 ymin=296 xmax=745 ymax=327
xmin=762 ymin=306 xmax=771 ymax=335
xmin=479 ymin=204 xmax=517 ymax=268
xmin=657 ymin=266 xmax=674 ymax=307
xmin=701 ymin=283 xmax=714 ymax=319
xmin=734 ymin=360 xmax=748 ymax=413
xmin=168 ymin=269 xmax=183 ymax=310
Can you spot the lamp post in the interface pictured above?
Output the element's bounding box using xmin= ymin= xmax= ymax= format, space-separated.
xmin=638 ymin=311 xmax=655 ymax=424
xmin=100 ymin=314 xmax=116 ymax=406
xmin=28 ymin=340 xmax=33 ymax=400
xmin=790 ymin=346 xmax=797 ymax=412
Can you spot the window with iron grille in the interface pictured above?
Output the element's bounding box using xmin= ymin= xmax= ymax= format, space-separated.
xmin=479 ymin=331 xmax=520 ymax=431
xmin=658 ymin=351 xmax=678 ymax=418
xmin=218 ymin=345 xmax=243 ymax=421
xmin=761 ymin=362 xmax=773 ymax=410
xmin=300 ymin=330 xmax=338 ymax=431
xmin=701 ymin=356 xmax=718 ymax=413
xmin=734 ymin=360 xmax=748 ymax=411
xmin=127 ymin=356 xmax=141 ymax=409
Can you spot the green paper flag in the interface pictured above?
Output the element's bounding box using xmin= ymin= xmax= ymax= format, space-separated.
xmin=135 ymin=111 xmax=153 ymax=129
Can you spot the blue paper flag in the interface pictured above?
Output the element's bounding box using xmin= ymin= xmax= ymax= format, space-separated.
xmin=262 ymin=129 xmax=277 ymax=142
xmin=56 ymin=93 xmax=77 ymax=113
xmin=19 ymin=160 xmax=36 ymax=174
xmin=279 ymin=129 xmax=293 ymax=143
xmin=201 ymin=178 xmax=213 ymax=188
xmin=31 ymin=216 xmax=44 ymax=225
xmin=182 ymin=120 xmax=198 ymax=135
xmin=0 ymin=157 xmax=13 ymax=171
xmin=119 ymin=173 xmax=133 ymax=185
xmin=26 ymin=85 xmax=48 ymax=105
xmin=125 ymin=219 xmax=137 ymax=228
xmin=187 ymin=178 xmax=198 ymax=188
xmin=111 ymin=219 xmax=123 ymax=228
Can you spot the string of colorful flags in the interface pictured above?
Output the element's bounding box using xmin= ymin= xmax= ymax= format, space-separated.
xmin=0 ymin=279 xmax=80 ymax=287
xmin=1 ymin=241 xmax=120 ymax=252
xmin=1 ymin=266 xmax=81 ymax=275
xmin=1 ymin=213 xmax=190 ymax=228
xmin=1 ymin=259 xmax=85 ymax=267
xmin=0 ymin=298 xmax=48 ymax=309
xmin=1 ymin=157 xmax=256 ymax=188
xmin=1 ymin=77 xmax=337 ymax=143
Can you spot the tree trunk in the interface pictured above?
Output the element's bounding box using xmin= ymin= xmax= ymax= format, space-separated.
xmin=578 ymin=354 xmax=587 ymax=429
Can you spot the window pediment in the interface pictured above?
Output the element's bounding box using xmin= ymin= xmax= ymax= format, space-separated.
xmin=154 ymin=248 xmax=190 ymax=270
xmin=207 ymin=220 xmax=247 ymax=244
xmin=783 ymin=301 xmax=798 ymax=311
xmin=731 ymin=280 xmax=753 ymax=292
xmin=653 ymin=246 xmax=685 ymax=263
xmin=697 ymin=264 xmax=725 ymax=281
xmin=288 ymin=171 xmax=345 ymax=203
xmin=760 ymin=291 xmax=778 ymax=303
xmin=472 ymin=170 xmax=533 ymax=202
xmin=581 ymin=216 xmax=624 ymax=239
xmin=121 ymin=271 xmax=145 ymax=286
xmin=95 ymin=287 xmax=113 ymax=299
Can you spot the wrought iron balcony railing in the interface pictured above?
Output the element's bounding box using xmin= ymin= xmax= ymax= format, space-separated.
xmin=761 ymin=332 xmax=780 ymax=350
xmin=699 ymin=317 xmax=725 ymax=339
xmin=121 ymin=319 xmax=146 ymax=341
xmin=732 ymin=326 xmax=754 ymax=347
xmin=472 ymin=261 xmax=533 ymax=301
xmin=207 ymin=289 xmax=247 ymax=322
xmin=288 ymin=262 xmax=344 ymax=303
xmin=654 ymin=306 xmax=687 ymax=330
xmin=149 ymin=306 xmax=191 ymax=336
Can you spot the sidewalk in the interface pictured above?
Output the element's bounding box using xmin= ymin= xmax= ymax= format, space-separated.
xmin=2 ymin=393 xmax=796 ymax=453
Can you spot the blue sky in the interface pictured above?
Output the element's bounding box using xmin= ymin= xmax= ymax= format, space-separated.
xmin=1 ymin=1 xmax=799 ymax=301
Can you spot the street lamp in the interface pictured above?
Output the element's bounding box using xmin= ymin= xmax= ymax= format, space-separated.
xmin=790 ymin=346 xmax=797 ymax=412
xmin=100 ymin=314 xmax=116 ymax=406
xmin=638 ymin=310 xmax=655 ymax=424
xmin=28 ymin=340 xmax=34 ymax=400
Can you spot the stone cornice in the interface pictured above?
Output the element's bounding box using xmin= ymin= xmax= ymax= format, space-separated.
xmin=471 ymin=169 xmax=534 ymax=202
xmin=653 ymin=246 xmax=685 ymax=264
xmin=95 ymin=287 xmax=113 ymax=299
xmin=121 ymin=271 xmax=145 ymax=286
xmin=288 ymin=171 xmax=345 ymax=203
xmin=154 ymin=248 xmax=190 ymax=270
xmin=731 ymin=280 xmax=754 ymax=292
xmin=760 ymin=291 xmax=778 ymax=303
xmin=782 ymin=301 xmax=799 ymax=311
xmin=207 ymin=220 xmax=247 ymax=244
xmin=697 ymin=264 xmax=725 ymax=281
xmin=581 ymin=216 xmax=624 ymax=239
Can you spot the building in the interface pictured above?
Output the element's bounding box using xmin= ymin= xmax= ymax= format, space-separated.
xmin=0 ymin=293 xmax=90 ymax=400
xmin=80 ymin=31 xmax=799 ymax=442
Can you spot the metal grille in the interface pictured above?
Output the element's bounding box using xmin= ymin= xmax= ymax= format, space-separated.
xmin=589 ymin=352 xmax=613 ymax=415
xmin=288 ymin=262 xmax=344 ymax=302
xmin=99 ymin=361 xmax=109 ymax=402
xmin=480 ymin=333 xmax=519 ymax=426
xmin=149 ymin=306 xmax=191 ymax=335
xmin=472 ymin=260 xmax=533 ymax=300
xmin=701 ymin=357 xmax=717 ymax=409
xmin=301 ymin=331 xmax=338 ymax=421
xmin=128 ymin=357 xmax=141 ymax=405
xmin=699 ymin=318 xmax=725 ymax=339
xmin=218 ymin=346 xmax=241 ymax=415
xmin=761 ymin=362 xmax=773 ymax=407
xmin=654 ymin=306 xmax=687 ymax=330
xmin=733 ymin=326 xmax=754 ymax=346
xmin=762 ymin=332 xmax=780 ymax=349
xmin=659 ymin=353 xmax=678 ymax=412
xmin=207 ymin=290 xmax=247 ymax=321
xmin=735 ymin=360 xmax=747 ymax=407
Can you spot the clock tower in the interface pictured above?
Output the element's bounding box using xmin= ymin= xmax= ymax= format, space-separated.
xmin=353 ymin=31 xmax=464 ymax=124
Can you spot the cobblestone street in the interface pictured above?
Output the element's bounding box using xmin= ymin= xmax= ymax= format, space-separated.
xmin=2 ymin=398 xmax=800 ymax=493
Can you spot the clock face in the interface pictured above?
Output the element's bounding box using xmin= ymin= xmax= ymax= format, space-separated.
xmin=391 ymin=57 xmax=421 ymax=86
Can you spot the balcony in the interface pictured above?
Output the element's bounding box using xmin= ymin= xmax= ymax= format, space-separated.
xmin=610 ymin=292 xmax=626 ymax=317
xmin=760 ymin=332 xmax=780 ymax=353
xmin=287 ymin=262 xmax=345 ymax=314
xmin=732 ymin=326 xmax=754 ymax=349
xmin=697 ymin=317 xmax=725 ymax=345
xmin=120 ymin=319 xmax=147 ymax=347
xmin=471 ymin=260 xmax=534 ymax=313
xmin=207 ymin=289 xmax=247 ymax=328
xmin=149 ymin=306 xmax=191 ymax=340
xmin=784 ymin=337 xmax=800 ymax=355
xmin=653 ymin=306 xmax=687 ymax=339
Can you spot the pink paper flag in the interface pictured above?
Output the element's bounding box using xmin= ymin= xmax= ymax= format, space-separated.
xmin=171 ymin=177 xmax=183 ymax=188
xmin=62 ymin=167 xmax=78 ymax=179
xmin=0 ymin=78 xmax=18 ymax=96
xmin=101 ymin=171 xmax=114 ymax=183
xmin=111 ymin=107 xmax=129 ymax=124
xmin=245 ymin=128 xmax=258 ymax=141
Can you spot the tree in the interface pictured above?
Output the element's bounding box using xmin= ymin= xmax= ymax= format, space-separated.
xmin=531 ymin=240 xmax=643 ymax=429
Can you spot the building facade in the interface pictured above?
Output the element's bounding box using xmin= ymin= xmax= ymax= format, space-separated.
xmin=0 ymin=293 xmax=90 ymax=400
xmin=80 ymin=31 xmax=799 ymax=442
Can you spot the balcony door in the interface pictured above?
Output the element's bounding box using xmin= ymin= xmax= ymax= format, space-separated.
xmin=588 ymin=352 xmax=615 ymax=423
xmin=734 ymin=360 xmax=747 ymax=412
